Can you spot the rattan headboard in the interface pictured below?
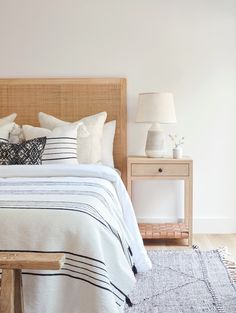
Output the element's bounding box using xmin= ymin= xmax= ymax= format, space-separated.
xmin=0 ymin=78 xmax=127 ymax=184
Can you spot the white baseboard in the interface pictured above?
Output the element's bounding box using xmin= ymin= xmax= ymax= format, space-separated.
xmin=193 ymin=218 xmax=236 ymax=234
xmin=137 ymin=217 xmax=236 ymax=234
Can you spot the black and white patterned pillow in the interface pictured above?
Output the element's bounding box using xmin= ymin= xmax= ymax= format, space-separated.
xmin=0 ymin=137 xmax=46 ymax=165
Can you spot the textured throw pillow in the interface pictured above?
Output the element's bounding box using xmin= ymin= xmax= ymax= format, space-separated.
xmin=0 ymin=137 xmax=46 ymax=165
xmin=23 ymin=124 xmax=80 ymax=165
xmin=101 ymin=120 xmax=116 ymax=168
xmin=9 ymin=124 xmax=24 ymax=144
xmin=39 ymin=111 xmax=107 ymax=164
xmin=0 ymin=123 xmax=15 ymax=143
xmin=0 ymin=113 xmax=17 ymax=126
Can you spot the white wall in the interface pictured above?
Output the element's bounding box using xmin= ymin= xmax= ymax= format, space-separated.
xmin=1 ymin=0 xmax=236 ymax=233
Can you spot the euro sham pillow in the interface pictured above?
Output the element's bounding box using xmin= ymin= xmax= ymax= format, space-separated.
xmin=0 ymin=137 xmax=46 ymax=165
xmin=101 ymin=120 xmax=116 ymax=168
xmin=23 ymin=124 xmax=80 ymax=165
xmin=0 ymin=123 xmax=15 ymax=143
xmin=0 ymin=113 xmax=17 ymax=126
xmin=39 ymin=111 xmax=107 ymax=164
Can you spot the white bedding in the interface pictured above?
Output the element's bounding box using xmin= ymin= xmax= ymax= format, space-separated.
xmin=0 ymin=164 xmax=151 ymax=313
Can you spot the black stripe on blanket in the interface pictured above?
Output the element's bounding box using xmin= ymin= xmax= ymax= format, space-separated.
xmin=66 ymin=258 xmax=107 ymax=272
xmin=63 ymin=262 xmax=109 ymax=279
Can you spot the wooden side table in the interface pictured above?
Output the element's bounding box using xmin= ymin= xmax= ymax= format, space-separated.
xmin=127 ymin=156 xmax=193 ymax=246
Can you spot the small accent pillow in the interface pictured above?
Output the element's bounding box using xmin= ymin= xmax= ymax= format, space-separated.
xmin=23 ymin=124 xmax=80 ymax=165
xmin=39 ymin=111 xmax=107 ymax=164
xmin=0 ymin=137 xmax=46 ymax=165
xmin=0 ymin=123 xmax=15 ymax=143
xmin=9 ymin=124 xmax=25 ymax=144
xmin=0 ymin=113 xmax=17 ymax=126
xmin=101 ymin=120 xmax=116 ymax=167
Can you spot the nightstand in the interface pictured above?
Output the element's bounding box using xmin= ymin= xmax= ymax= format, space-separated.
xmin=127 ymin=156 xmax=193 ymax=246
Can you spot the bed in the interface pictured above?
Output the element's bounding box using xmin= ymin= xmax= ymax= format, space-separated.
xmin=0 ymin=78 xmax=151 ymax=313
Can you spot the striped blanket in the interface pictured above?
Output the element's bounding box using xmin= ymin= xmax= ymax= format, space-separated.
xmin=0 ymin=164 xmax=151 ymax=313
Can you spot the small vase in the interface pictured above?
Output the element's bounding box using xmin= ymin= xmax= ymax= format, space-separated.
xmin=173 ymin=147 xmax=183 ymax=159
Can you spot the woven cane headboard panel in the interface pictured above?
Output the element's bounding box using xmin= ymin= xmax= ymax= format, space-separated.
xmin=0 ymin=78 xmax=127 ymax=184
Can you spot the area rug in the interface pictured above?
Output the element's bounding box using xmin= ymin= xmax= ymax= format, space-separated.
xmin=125 ymin=247 xmax=236 ymax=313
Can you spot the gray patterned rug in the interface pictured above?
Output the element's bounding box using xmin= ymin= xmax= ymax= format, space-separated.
xmin=125 ymin=248 xmax=236 ymax=313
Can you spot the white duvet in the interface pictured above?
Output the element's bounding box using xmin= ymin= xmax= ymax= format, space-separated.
xmin=0 ymin=164 xmax=151 ymax=313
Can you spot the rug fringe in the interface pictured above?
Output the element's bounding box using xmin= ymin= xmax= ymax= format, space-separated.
xmin=218 ymin=247 xmax=236 ymax=284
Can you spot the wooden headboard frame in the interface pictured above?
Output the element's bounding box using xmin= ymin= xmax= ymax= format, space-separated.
xmin=0 ymin=78 xmax=127 ymax=184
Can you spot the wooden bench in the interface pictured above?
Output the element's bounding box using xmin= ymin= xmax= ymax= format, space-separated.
xmin=0 ymin=252 xmax=65 ymax=313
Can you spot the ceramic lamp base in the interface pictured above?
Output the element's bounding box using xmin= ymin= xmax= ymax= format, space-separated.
xmin=145 ymin=123 xmax=166 ymax=158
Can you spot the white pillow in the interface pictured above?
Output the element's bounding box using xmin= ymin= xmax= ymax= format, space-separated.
xmin=23 ymin=124 xmax=80 ymax=165
xmin=39 ymin=112 xmax=107 ymax=164
xmin=0 ymin=113 xmax=17 ymax=126
xmin=101 ymin=120 xmax=116 ymax=167
xmin=0 ymin=123 xmax=15 ymax=143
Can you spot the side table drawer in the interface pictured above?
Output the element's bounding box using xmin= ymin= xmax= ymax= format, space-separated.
xmin=131 ymin=163 xmax=189 ymax=177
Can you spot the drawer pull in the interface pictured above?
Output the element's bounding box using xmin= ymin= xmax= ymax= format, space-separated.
xmin=158 ymin=168 xmax=163 ymax=173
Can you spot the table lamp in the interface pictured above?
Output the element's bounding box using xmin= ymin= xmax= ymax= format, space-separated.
xmin=136 ymin=92 xmax=176 ymax=157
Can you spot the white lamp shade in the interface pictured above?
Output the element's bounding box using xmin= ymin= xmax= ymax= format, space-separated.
xmin=136 ymin=92 xmax=177 ymax=124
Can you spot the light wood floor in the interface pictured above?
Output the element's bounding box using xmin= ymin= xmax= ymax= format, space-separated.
xmin=145 ymin=234 xmax=236 ymax=259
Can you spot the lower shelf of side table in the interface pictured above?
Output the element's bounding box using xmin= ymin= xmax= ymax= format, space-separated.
xmin=139 ymin=223 xmax=189 ymax=240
